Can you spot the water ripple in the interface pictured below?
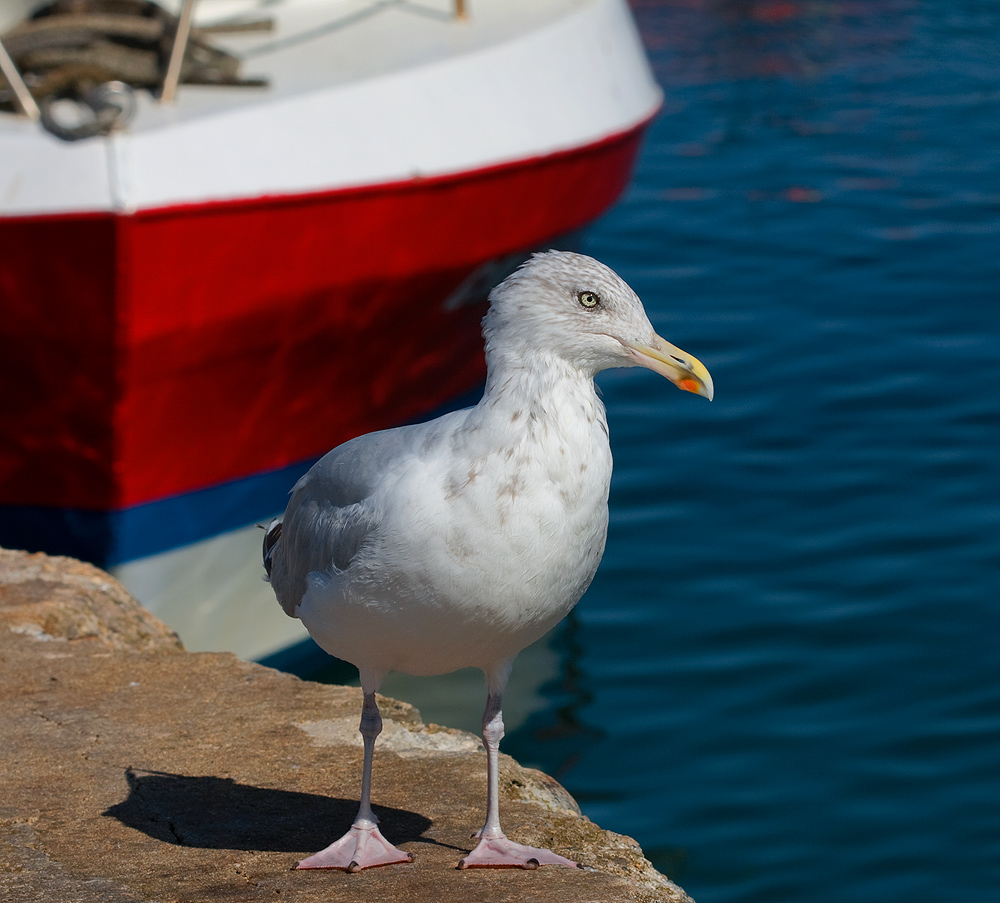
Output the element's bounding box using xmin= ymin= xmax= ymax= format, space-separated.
xmin=507 ymin=4 xmax=1000 ymax=902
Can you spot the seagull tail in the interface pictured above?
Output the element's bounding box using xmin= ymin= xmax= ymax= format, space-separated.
xmin=260 ymin=518 xmax=282 ymax=581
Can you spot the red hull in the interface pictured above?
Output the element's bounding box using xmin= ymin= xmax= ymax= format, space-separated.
xmin=1 ymin=122 xmax=647 ymax=512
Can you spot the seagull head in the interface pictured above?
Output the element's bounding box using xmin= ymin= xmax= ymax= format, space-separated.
xmin=482 ymin=250 xmax=713 ymax=400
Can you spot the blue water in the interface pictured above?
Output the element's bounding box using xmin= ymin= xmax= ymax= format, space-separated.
xmin=310 ymin=3 xmax=1000 ymax=901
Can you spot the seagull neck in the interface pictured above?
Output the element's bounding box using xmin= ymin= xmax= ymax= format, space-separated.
xmin=476 ymin=352 xmax=601 ymax=423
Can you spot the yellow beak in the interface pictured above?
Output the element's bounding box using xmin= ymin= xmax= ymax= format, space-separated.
xmin=622 ymin=334 xmax=714 ymax=401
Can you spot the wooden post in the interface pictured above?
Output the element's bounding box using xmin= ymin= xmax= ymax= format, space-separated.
xmin=0 ymin=36 xmax=40 ymax=120
xmin=161 ymin=0 xmax=197 ymax=103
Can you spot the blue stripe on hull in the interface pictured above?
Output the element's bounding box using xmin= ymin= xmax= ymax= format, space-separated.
xmin=0 ymin=458 xmax=306 ymax=567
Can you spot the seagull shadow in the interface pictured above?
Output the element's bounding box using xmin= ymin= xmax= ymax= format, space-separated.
xmin=103 ymin=767 xmax=436 ymax=853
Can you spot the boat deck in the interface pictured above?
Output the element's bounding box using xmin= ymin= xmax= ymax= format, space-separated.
xmin=1 ymin=0 xmax=660 ymax=214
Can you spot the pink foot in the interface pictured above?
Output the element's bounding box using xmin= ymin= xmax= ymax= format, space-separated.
xmin=296 ymin=824 xmax=414 ymax=872
xmin=458 ymin=832 xmax=579 ymax=869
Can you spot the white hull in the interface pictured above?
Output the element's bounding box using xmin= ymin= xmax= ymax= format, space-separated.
xmin=2 ymin=0 xmax=660 ymax=215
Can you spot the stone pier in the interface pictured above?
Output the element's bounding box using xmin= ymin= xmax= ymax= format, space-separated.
xmin=0 ymin=548 xmax=691 ymax=903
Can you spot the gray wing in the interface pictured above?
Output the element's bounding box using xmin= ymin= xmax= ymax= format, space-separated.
xmin=266 ymin=409 xmax=470 ymax=617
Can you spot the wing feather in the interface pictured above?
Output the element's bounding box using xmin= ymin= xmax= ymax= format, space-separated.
xmin=267 ymin=409 xmax=471 ymax=617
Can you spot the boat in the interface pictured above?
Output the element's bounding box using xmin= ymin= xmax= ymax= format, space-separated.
xmin=0 ymin=0 xmax=661 ymax=663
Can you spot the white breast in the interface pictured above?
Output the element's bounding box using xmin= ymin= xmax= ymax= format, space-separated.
xmin=296 ymin=380 xmax=613 ymax=677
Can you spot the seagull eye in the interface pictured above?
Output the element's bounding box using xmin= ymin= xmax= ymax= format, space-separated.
xmin=578 ymin=291 xmax=601 ymax=309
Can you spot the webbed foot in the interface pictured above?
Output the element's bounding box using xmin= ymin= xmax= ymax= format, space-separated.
xmin=458 ymin=832 xmax=578 ymax=869
xmin=296 ymin=824 xmax=413 ymax=872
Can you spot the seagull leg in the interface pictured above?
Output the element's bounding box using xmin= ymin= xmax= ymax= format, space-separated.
xmin=297 ymin=688 xmax=413 ymax=872
xmin=458 ymin=665 xmax=578 ymax=870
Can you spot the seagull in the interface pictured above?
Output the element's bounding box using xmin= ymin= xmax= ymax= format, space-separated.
xmin=263 ymin=250 xmax=712 ymax=871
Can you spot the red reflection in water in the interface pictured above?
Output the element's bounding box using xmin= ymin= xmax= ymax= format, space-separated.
xmin=630 ymin=0 xmax=916 ymax=85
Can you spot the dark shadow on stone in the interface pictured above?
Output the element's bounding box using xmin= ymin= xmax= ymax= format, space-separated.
xmin=103 ymin=768 xmax=433 ymax=853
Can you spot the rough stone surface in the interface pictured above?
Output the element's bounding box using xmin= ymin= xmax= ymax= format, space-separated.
xmin=0 ymin=548 xmax=693 ymax=903
xmin=0 ymin=550 xmax=182 ymax=652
